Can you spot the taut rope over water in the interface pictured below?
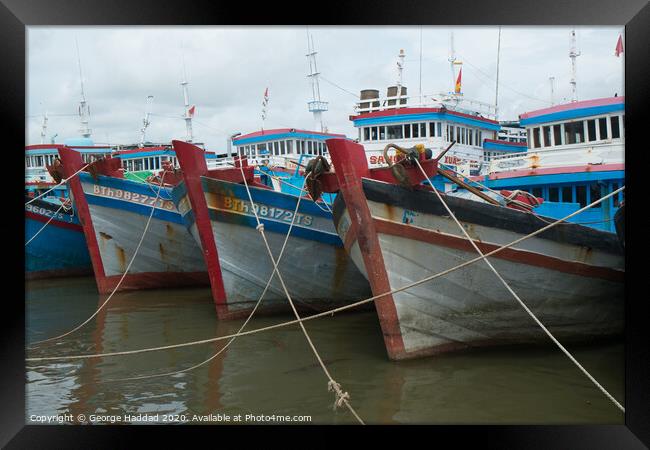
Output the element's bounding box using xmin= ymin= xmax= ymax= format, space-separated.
xmin=28 ymin=171 xmax=169 ymax=348
xmin=414 ymin=158 xmax=624 ymax=413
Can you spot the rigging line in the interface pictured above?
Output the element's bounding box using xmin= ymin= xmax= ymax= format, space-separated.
xmin=26 ymin=187 xmax=624 ymax=363
xmin=457 ymin=53 xmax=552 ymax=105
xmin=25 ymin=202 xmax=66 ymax=246
xmin=25 ymin=162 xmax=92 ymax=206
xmin=319 ymin=76 xmax=359 ymax=98
xmin=28 ymin=171 xmax=169 ymax=348
xmin=101 ymin=177 xmax=309 ymax=383
xmin=237 ymin=163 xmax=364 ymax=424
xmin=415 ymin=158 xmax=624 ymax=413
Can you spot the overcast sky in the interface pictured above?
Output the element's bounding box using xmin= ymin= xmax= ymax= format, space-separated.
xmin=27 ymin=26 xmax=624 ymax=151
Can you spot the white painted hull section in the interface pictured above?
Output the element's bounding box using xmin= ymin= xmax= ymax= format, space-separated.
xmin=187 ymin=221 xmax=371 ymax=313
xmin=338 ymin=202 xmax=624 ymax=355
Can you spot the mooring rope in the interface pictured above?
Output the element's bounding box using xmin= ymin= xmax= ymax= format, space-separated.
xmin=102 ymin=178 xmax=309 ymax=383
xmin=26 ymin=187 xmax=624 ymax=363
xmin=25 ymin=162 xmax=92 ymax=206
xmin=415 ymin=159 xmax=625 ymax=413
xmin=28 ymin=171 xmax=169 ymax=348
xmin=239 ymin=164 xmax=364 ymax=424
xmin=25 ymin=202 xmax=66 ymax=246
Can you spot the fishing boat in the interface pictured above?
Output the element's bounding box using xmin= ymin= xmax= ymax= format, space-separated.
xmin=170 ymin=140 xmax=371 ymax=320
xmin=464 ymin=96 xmax=625 ymax=232
xmin=232 ymin=128 xmax=345 ymax=204
xmin=54 ymin=146 xmax=209 ymax=294
xmin=313 ymin=138 xmax=624 ymax=361
xmin=25 ymin=195 xmax=92 ymax=279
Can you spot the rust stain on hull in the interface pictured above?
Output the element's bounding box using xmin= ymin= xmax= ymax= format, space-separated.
xmin=165 ymin=223 xmax=174 ymax=238
xmin=116 ymin=246 xmax=126 ymax=273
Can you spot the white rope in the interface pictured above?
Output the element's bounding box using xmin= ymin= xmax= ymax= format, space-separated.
xmin=103 ymin=178 xmax=309 ymax=383
xmin=25 ymin=162 xmax=91 ymax=206
xmin=415 ymin=159 xmax=625 ymax=413
xmin=25 ymin=202 xmax=66 ymax=246
xmin=28 ymin=171 xmax=169 ymax=348
xmin=239 ymin=164 xmax=364 ymax=424
xmin=26 ymin=187 xmax=624 ymax=364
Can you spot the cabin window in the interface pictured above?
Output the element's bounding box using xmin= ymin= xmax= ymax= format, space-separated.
xmin=429 ymin=122 xmax=436 ymax=137
xmin=364 ymin=127 xmax=370 ymax=141
xmin=412 ymin=124 xmax=419 ymax=138
xmin=403 ymin=124 xmax=411 ymax=139
xmin=287 ymin=140 xmax=293 ymax=153
xmin=456 ymin=127 xmax=461 ymax=144
xmin=420 ymin=123 xmax=427 ymax=138
xmin=589 ymin=183 xmax=602 ymax=206
xmin=598 ymin=118 xmax=609 ymax=140
xmin=532 ymin=187 xmax=543 ymax=198
xmin=387 ymin=125 xmax=402 ymax=140
xmin=586 ymin=119 xmax=597 ymax=142
xmin=371 ymin=127 xmax=378 ymax=141
xmin=575 ymin=185 xmax=587 ymax=207
xmin=548 ymin=187 xmax=559 ymax=202
xmin=564 ymin=121 xmax=584 ymax=144
xmin=307 ymin=141 xmax=313 ymax=154
xmin=543 ymin=126 xmax=552 ymax=147
xmin=532 ymin=128 xmax=541 ymax=148
xmin=378 ymin=126 xmax=386 ymax=140
xmin=561 ymin=186 xmax=573 ymax=203
xmin=610 ymin=116 xmax=621 ymax=139
xmin=281 ymin=140 xmax=286 ymax=154
xmin=553 ymin=125 xmax=562 ymax=146
xmin=437 ymin=122 xmax=442 ymax=138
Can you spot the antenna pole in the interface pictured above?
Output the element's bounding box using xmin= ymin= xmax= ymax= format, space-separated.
xmin=449 ymin=31 xmax=456 ymax=94
xmin=180 ymin=46 xmax=194 ymax=142
xmin=396 ymin=48 xmax=405 ymax=107
xmin=306 ymin=28 xmax=328 ymax=132
xmin=139 ymin=96 xmax=154 ymax=147
xmin=569 ymin=29 xmax=581 ymax=102
xmin=40 ymin=112 xmax=48 ymax=144
xmin=419 ymin=27 xmax=423 ymax=105
xmin=75 ymin=39 xmax=91 ymax=138
xmin=494 ymin=26 xmax=501 ymax=120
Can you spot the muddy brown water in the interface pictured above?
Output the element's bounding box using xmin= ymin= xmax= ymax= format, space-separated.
xmin=26 ymin=276 xmax=624 ymax=425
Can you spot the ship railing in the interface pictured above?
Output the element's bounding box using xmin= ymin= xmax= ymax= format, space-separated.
xmin=488 ymin=142 xmax=625 ymax=174
xmin=354 ymin=93 xmax=497 ymax=120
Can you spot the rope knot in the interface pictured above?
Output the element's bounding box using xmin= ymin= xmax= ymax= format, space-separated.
xmin=256 ymin=223 xmax=265 ymax=232
xmin=327 ymin=380 xmax=350 ymax=410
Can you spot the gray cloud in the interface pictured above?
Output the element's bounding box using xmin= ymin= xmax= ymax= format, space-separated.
xmin=27 ymin=26 xmax=624 ymax=151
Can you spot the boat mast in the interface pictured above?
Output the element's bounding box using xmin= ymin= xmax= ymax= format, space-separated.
xmin=549 ymin=76 xmax=555 ymax=105
xmin=448 ymin=31 xmax=456 ymax=95
xmin=569 ymin=29 xmax=581 ymax=102
xmin=396 ymin=48 xmax=405 ymax=106
xmin=494 ymin=26 xmax=501 ymax=120
xmin=180 ymin=49 xmax=194 ymax=142
xmin=40 ymin=112 xmax=48 ymax=144
xmin=306 ymin=29 xmax=328 ymax=132
xmin=75 ymin=39 xmax=91 ymax=138
xmin=139 ymin=96 xmax=154 ymax=147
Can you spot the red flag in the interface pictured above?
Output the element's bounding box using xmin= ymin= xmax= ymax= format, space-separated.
xmin=615 ymin=35 xmax=624 ymax=57
xmin=188 ymin=105 xmax=196 ymax=117
xmin=454 ymin=68 xmax=462 ymax=94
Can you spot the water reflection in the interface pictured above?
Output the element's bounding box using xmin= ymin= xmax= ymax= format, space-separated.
xmin=26 ymin=277 xmax=624 ymax=424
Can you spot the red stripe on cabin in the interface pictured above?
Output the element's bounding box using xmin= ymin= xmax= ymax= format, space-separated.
xmin=372 ymin=217 xmax=624 ymax=282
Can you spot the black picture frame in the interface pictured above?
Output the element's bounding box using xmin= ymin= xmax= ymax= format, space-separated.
xmin=4 ymin=0 xmax=648 ymax=447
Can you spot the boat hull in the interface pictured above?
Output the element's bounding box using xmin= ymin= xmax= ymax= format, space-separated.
xmin=333 ymin=179 xmax=624 ymax=360
xmin=76 ymin=173 xmax=209 ymax=293
xmin=25 ymin=198 xmax=93 ymax=279
xmin=172 ymin=177 xmax=372 ymax=319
